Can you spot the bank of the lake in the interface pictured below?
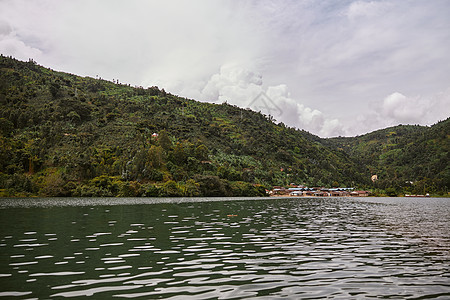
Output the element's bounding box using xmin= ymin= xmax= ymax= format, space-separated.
xmin=1 ymin=197 xmax=449 ymax=299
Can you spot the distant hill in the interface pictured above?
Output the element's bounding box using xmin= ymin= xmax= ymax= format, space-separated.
xmin=0 ymin=56 xmax=448 ymax=197
xmin=325 ymin=120 xmax=449 ymax=196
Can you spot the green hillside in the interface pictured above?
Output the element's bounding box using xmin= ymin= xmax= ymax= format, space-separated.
xmin=325 ymin=120 xmax=449 ymax=196
xmin=0 ymin=56 xmax=369 ymax=197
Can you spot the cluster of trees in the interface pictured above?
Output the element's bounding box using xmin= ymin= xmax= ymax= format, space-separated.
xmin=0 ymin=56 xmax=447 ymax=197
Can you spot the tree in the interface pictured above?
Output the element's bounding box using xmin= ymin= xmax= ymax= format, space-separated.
xmin=147 ymin=145 xmax=164 ymax=169
xmin=385 ymin=187 xmax=397 ymax=197
xmin=194 ymin=175 xmax=229 ymax=197
xmin=41 ymin=168 xmax=67 ymax=196
xmin=0 ymin=118 xmax=13 ymax=136
xmin=67 ymin=111 xmax=81 ymax=123
xmin=161 ymin=180 xmax=181 ymax=196
xmin=158 ymin=130 xmax=172 ymax=151
xmin=183 ymin=179 xmax=200 ymax=197
xmin=195 ymin=144 xmax=209 ymax=161
xmin=172 ymin=142 xmax=187 ymax=165
xmin=49 ymin=82 xmax=61 ymax=98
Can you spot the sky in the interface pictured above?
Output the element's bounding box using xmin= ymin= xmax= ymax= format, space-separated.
xmin=0 ymin=0 xmax=449 ymax=137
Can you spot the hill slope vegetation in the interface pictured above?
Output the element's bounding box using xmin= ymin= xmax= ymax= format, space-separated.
xmin=326 ymin=120 xmax=449 ymax=196
xmin=0 ymin=56 xmax=448 ymax=197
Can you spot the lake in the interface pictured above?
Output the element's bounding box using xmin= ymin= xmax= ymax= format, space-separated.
xmin=0 ymin=197 xmax=449 ymax=299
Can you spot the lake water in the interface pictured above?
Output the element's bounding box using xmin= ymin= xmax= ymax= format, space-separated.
xmin=0 ymin=197 xmax=449 ymax=299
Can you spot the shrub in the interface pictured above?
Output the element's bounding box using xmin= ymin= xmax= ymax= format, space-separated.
xmin=160 ymin=180 xmax=182 ymax=197
xmin=141 ymin=183 xmax=161 ymax=197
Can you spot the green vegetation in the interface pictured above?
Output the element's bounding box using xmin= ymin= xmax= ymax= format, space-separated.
xmin=0 ymin=56 xmax=448 ymax=197
xmin=325 ymin=120 xmax=449 ymax=196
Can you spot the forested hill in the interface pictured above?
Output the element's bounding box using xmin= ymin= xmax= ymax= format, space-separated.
xmin=0 ymin=56 xmax=447 ymax=197
xmin=325 ymin=119 xmax=449 ymax=195
xmin=0 ymin=56 xmax=367 ymax=197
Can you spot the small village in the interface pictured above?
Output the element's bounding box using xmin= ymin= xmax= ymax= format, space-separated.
xmin=269 ymin=185 xmax=371 ymax=197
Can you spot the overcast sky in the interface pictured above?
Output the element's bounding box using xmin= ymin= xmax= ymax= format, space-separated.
xmin=1 ymin=0 xmax=449 ymax=137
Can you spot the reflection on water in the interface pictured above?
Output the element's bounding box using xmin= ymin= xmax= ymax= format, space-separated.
xmin=0 ymin=197 xmax=449 ymax=299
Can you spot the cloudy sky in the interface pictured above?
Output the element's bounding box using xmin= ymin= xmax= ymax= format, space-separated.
xmin=1 ymin=0 xmax=449 ymax=137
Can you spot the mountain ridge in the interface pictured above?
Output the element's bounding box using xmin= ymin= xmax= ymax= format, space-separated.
xmin=0 ymin=56 xmax=448 ymax=197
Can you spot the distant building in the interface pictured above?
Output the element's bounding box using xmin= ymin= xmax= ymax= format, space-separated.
xmin=270 ymin=186 xmax=365 ymax=197
xmin=314 ymin=191 xmax=327 ymax=197
xmin=351 ymin=191 xmax=370 ymax=197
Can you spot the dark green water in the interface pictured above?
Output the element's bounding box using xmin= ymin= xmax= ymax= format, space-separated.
xmin=0 ymin=197 xmax=449 ymax=299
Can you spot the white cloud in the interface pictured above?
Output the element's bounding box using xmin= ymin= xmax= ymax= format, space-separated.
xmin=200 ymin=63 xmax=262 ymax=104
xmin=346 ymin=89 xmax=450 ymax=136
xmin=378 ymin=91 xmax=450 ymax=126
xmin=0 ymin=0 xmax=449 ymax=137
xmin=198 ymin=64 xmax=345 ymax=137
xmin=346 ymin=1 xmax=391 ymax=19
xmin=0 ymin=20 xmax=12 ymax=36
xmin=0 ymin=20 xmax=42 ymax=61
xmin=381 ymin=92 xmax=419 ymax=123
xmin=265 ymin=84 xmax=345 ymax=137
xmin=281 ymin=0 xmax=450 ymax=127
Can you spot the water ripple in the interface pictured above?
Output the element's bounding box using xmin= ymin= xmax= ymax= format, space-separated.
xmin=0 ymin=197 xmax=449 ymax=298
